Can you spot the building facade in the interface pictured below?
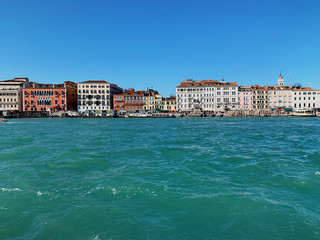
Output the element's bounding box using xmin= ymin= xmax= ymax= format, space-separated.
xmin=0 ymin=78 xmax=31 ymax=113
xmin=113 ymin=89 xmax=145 ymax=111
xmin=161 ymin=96 xmax=177 ymax=111
xmin=78 ymin=80 xmax=122 ymax=114
xmin=267 ymin=86 xmax=293 ymax=110
xmin=144 ymin=89 xmax=162 ymax=111
xmin=292 ymin=85 xmax=319 ymax=110
xmin=23 ymin=81 xmax=77 ymax=112
xmin=238 ymin=86 xmax=253 ymax=111
xmin=252 ymin=85 xmax=269 ymax=111
xmin=267 ymin=74 xmax=293 ymax=110
xmin=176 ymin=79 xmax=238 ymax=113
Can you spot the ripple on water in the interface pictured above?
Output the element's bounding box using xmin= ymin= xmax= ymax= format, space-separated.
xmin=0 ymin=118 xmax=320 ymax=239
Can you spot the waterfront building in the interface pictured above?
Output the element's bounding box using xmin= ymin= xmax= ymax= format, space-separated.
xmin=23 ymin=81 xmax=77 ymax=112
xmin=113 ymin=88 xmax=145 ymax=111
xmin=238 ymin=86 xmax=253 ymax=111
xmin=292 ymin=84 xmax=319 ymax=110
xmin=0 ymin=78 xmax=31 ymax=114
xmin=144 ymin=89 xmax=162 ymax=111
xmin=161 ymin=96 xmax=177 ymax=111
xmin=176 ymin=79 xmax=238 ymax=113
xmin=78 ymin=80 xmax=122 ymax=114
xmin=267 ymin=74 xmax=293 ymax=110
xmin=113 ymin=88 xmax=165 ymax=112
xmin=252 ymin=85 xmax=269 ymax=111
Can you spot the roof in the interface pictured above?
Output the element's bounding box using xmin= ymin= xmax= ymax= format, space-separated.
xmin=238 ymin=86 xmax=253 ymax=91
xmin=24 ymin=81 xmax=76 ymax=89
xmin=0 ymin=77 xmax=29 ymax=83
xmin=252 ymin=85 xmax=268 ymax=90
xmin=162 ymin=96 xmax=176 ymax=100
xmin=78 ymin=80 xmax=110 ymax=84
xmin=251 ymin=85 xmax=292 ymax=90
xmin=177 ymin=79 xmax=238 ymax=88
xmin=267 ymin=85 xmax=292 ymax=90
xmin=114 ymin=90 xmax=145 ymax=96
xmin=292 ymin=87 xmax=316 ymax=91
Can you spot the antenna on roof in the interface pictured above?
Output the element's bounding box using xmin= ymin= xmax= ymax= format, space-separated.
xmin=221 ymin=78 xmax=224 ymax=82
xmin=289 ymin=70 xmax=292 ymax=87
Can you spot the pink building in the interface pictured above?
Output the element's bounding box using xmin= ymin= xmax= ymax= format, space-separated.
xmin=238 ymin=86 xmax=253 ymax=111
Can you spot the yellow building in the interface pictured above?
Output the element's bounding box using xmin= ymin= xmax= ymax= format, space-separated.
xmin=161 ymin=96 xmax=176 ymax=111
xmin=143 ymin=89 xmax=162 ymax=111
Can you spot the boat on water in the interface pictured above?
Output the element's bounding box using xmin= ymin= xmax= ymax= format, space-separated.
xmin=126 ymin=112 xmax=175 ymax=118
xmin=127 ymin=113 xmax=148 ymax=118
xmin=149 ymin=113 xmax=176 ymax=118
xmin=0 ymin=118 xmax=8 ymax=123
xmin=292 ymin=109 xmax=315 ymax=117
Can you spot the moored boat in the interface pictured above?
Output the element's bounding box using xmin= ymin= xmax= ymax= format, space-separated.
xmin=127 ymin=113 xmax=148 ymax=118
xmin=126 ymin=112 xmax=176 ymax=118
xmin=149 ymin=113 xmax=176 ymax=118
xmin=292 ymin=109 xmax=315 ymax=117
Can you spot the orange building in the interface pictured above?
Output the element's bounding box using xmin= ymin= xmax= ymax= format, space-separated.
xmin=113 ymin=88 xmax=145 ymax=111
xmin=23 ymin=81 xmax=77 ymax=112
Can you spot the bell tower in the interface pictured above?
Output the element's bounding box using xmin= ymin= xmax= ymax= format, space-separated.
xmin=278 ymin=73 xmax=284 ymax=86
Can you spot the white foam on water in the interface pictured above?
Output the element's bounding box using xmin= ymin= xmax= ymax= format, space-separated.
xmin=111 ymin=188 xmax=118 ymax=195
xmin=315 ymin=171 xmax=320 ymax=176
xmin=36 ymin=191 xmax=43 ymax=196
xmin=1 ymin=187 xmax=21 ymax=192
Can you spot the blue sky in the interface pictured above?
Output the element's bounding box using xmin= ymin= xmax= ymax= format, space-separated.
xmin=0 ymin=0 xmax=319 ymax=96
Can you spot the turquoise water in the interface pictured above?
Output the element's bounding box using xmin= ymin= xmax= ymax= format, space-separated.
xmin=1 ymin=118 xmax=320 ymax=240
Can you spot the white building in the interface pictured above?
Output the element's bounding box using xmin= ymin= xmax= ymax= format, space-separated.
xmin=292 ymin=84 xmax=319 ymax=110
xmin=176 ymin=79 xmax=238 ymax=113
xmin=78 ymin=80 xmax=122 ymax=114
xmin=0 ymin=78 xmax=31 ymax=113
xmin=267 ymin=74 xmax=293 ymax=110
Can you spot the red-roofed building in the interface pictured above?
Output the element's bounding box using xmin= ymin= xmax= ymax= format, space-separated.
xmin=113 ymin=88 xmax=146 ymax=111
xmin=23 ymin=81 xmax=77 ymax=112
xmin=176 ymin=79 xmax=238 ymax=113
xmin=292 ymin=84 xmax=319 ymax=110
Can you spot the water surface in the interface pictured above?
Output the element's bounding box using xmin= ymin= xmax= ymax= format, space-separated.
xmin=1 ymin=118 xmax=320 ymax=239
